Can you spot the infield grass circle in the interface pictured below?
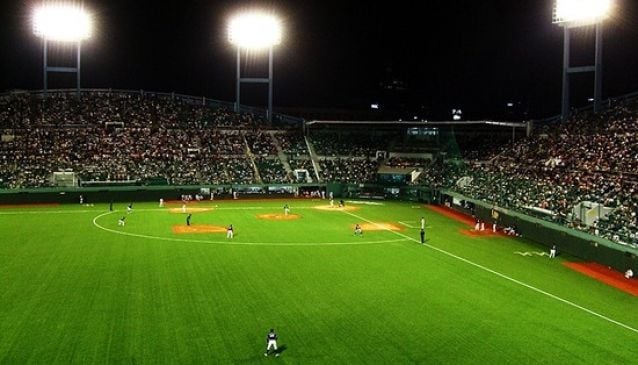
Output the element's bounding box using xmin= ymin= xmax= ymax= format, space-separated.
xmin=92 ymin=208 xmax=410 ymax=246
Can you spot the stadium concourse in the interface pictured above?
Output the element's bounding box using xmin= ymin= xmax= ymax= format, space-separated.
xmin=0 ymin=90 xmax=637 ymax=246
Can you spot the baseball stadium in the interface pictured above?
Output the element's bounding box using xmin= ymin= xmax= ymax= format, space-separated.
xmin=1 ymin=1 xmax=638 ymax=364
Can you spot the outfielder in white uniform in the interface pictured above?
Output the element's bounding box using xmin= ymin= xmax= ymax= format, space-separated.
xmin=159 ymin=198 xmax=164 ymax=208
xmin=264 ymin=329 xmax=279 ymax=357
xmin=118 ymin=216 xmax=126 ymax=226
xmin=226 ymin=224 xmax=234 ymax=239
xmin=549 ymin=245 xmax=556 ymax=258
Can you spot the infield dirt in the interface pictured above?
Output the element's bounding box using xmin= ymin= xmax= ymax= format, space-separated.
xmin=314 ymin=205 xmax=360 ymax=212
xmin=351 ymin=222 xmax=403 ymax=231
xmin=172 ymin=225 xmax=226 ymax=234
xmin=256 ymin=213 xmax=300 ymax=220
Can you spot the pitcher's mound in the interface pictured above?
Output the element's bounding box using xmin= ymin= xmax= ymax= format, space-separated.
xmin=173 ymin=224 xmax=226 ymax=234
xmin=169 ymin=207 xmax=213 ymax=214
xmin=314 ymin=205 xmax=359 ymax=212
xmin=257 ymin=213 xmax=300 ymax=220
xmin=353 ymin=222 xmax=403 ymax=231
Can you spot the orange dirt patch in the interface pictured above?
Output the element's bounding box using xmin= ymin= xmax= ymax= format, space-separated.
xmin=172 ymin=224 xmax=227 ymax=234
xmin=257 ymin=213 xmax=300 ymax=220
xmin=352 ymin=222 xmax=403 ymax=231
xmin=563 ymin=262 xmax=638 ymax=296
xmin=168 ymin=207 xmax=213 ymax=214
xmin=314 ymin=205 xmax=360 ymax=212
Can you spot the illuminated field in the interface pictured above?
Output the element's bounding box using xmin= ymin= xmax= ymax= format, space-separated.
xmin=0 ymin=199 xmax=636 ymax=363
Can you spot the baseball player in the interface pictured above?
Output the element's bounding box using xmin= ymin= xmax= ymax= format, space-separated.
xmin=226 ymin=224 xmax=234 ymax=239
xmin=549 ymin=244 xmax=556 ymax=258
xmin=118 ymin=216 xmax=126 ymax=226
xmin=159 ymin=198 xmax=164 ymax=208
xmin=264 ymin=329 xmax=279 ymax=357
xmin=186 ymin=214 xmax=192 ymax=226
xmin=284 ymin=203 xmax=290 ymax=216
xmin=354 ymin=223 xmax=363 ymax=236
xmin=127 ymin=203 xmax=133 ymax=214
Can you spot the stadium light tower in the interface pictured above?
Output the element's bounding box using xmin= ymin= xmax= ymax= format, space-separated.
xmin=228 ymin=11 xmax=282 ymax=122
xmin=33 ymin=4 xmax=93 ymax=95
xmin=553 ymin=0 xmax=612 ymax=120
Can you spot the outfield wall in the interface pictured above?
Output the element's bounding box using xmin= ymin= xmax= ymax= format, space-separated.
xmin=440 ymin=190 xmax=638 ymax=273
xmin=0 ymin=185 xmax=326 ymax=205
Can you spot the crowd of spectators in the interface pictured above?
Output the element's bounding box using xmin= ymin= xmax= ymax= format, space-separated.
xmin=384 ymin=157 xmax=431 ymax=169
xmin=416 ymin=99 xmax=638 ymax=246
xmin=276 ymin=132 xmax=310 ymax=158
xmin=319 ymin=158 xmax=379 ymax=183
xmin=246 ymin=132 xmax=278 ymax=157
xmin=0 ymin=91 xmax=269 ymax=129
xmin=310 ymin=134 xmax=388 ymax=157
xmin=255 ymin=158 xmax=289 ymax=184
xmin=0 ymin=91 xmax=270 ymax=188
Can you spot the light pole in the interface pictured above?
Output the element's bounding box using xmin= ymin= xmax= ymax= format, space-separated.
xmin=228 ymin=11 xmax=282 ymax=122
xmin=33 ymin=4 xmax=93 ymax=96
xmin=553 ymin=0 xmax=612 ymax=120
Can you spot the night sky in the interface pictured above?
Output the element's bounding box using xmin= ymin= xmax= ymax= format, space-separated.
xmin=1 ymin=0 xmax=638 ymax=120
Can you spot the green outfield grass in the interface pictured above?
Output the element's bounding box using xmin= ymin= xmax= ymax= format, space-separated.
xmin=1 ymin=199 xmax=636 ymax=364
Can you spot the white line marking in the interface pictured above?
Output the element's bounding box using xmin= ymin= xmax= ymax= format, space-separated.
xmin=341 ymin=210 xmax=638 ymax=335
xmin=515 ymin=251 xmax=549 ymax=257
xmin=91 ymin=211 xmax=409 ymax=247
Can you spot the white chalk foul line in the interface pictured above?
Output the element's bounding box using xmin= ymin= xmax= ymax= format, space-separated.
xmin=340 ymin=210 xmax=638 ymax=335
xmin=515 ymin=251 xmax=549 ymax=257
xmin=92 ymin=211 xmax=409 ymax=247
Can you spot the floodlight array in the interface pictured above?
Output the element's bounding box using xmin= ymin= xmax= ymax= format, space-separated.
xmin=228 ymin=11 xmax=282 ymax=50
xmin=553 ymin=0 xmax=612 ymax=25
xmin=33 ymin=5 xmax=92 ymax=42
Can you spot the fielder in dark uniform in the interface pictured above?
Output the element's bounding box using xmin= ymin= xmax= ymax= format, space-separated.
xmin=186 ymin=214 xmax=192 ymax=226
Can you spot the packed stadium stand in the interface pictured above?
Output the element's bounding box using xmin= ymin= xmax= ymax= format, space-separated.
xmin=418 ymin=98 xmax=638 ymax=246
